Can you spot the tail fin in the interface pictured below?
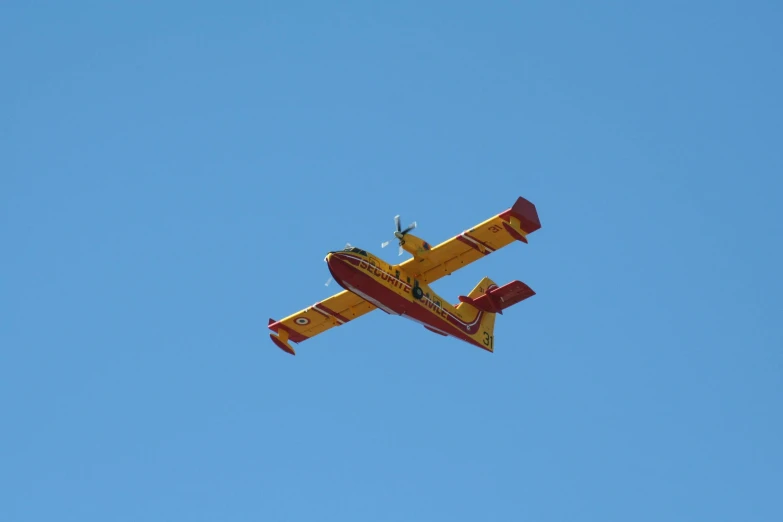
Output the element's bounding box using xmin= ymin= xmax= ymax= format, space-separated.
xmin=456 ymin=277 xmax=536 ymax=352
xmin=455 ymin=277 xmax=499 ymax=351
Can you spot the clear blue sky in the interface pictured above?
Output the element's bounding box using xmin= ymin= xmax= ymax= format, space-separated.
xmin=3 ymin=2 xmax=782 ymax=521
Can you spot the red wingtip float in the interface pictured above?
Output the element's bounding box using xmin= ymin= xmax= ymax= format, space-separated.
xmin=268 ymin=196 xmax=542 ymax=355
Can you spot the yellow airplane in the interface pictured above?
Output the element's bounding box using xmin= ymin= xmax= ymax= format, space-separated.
xmin=268 ymin=196 xmax=542 ymax=355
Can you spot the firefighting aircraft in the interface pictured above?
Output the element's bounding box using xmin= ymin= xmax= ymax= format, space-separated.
xmin=268 ymin=196 xmax=542 ymax=355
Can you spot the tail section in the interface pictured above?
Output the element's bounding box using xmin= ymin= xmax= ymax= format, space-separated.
xmin=455 ymin=277 xmax=498 ymax=351
xmin=459 ymin=280 xmax=536 ymax=315
xmin=456 ymin=277 xmax=536 ymax=352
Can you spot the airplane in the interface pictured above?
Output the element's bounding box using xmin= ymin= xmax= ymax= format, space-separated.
xmin=268 ymin=196 xmax=542 ymax=355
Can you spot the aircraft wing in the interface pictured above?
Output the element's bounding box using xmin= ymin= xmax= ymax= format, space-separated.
xmin=398 ymin=196 xmax=542 ymax=285
xmin=268 ymin=289 xmax=375 ymax=354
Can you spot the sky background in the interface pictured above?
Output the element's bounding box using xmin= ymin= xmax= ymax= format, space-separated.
xmin=2 ymin=1 xmax=782 ymax=521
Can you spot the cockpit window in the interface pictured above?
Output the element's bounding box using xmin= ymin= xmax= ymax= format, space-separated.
xmin=342 ymin=246 xmax=367 ymax=256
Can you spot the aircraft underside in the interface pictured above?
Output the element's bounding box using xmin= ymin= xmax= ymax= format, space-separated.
xmin=326 ymin=252 xmax=486 ymax=349
xmin=268 ymin=196 xmax=541 ymax=355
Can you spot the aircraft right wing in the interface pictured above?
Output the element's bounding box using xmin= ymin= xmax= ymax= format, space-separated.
xmin=397 ymin=196 xmax=542 ymax=285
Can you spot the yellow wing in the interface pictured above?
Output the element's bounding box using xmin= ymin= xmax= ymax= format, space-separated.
xmin=268 ymin=289 xmax=375 ymax=354
xmin=398 ymin=196 xmax=542 ymax=285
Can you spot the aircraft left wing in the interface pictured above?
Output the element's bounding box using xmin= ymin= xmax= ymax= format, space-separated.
xmin=268 ymin=289 xmax=375 ymax=355
xmin=398 ymin=196 xmax=542 ymax=285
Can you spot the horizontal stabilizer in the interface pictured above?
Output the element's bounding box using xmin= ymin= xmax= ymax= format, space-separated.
xmin=458 ymin=281 xmax=535 ymax=314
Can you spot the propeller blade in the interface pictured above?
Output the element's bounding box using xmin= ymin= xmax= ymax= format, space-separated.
xmin=344 ymin=242 xmax=352 ymax=250
xmin=381 ymin=240 xmax=390 ymax=248
xmin=401 ymin=221 xmax=417 ymax=234
xmin=325 ymin=277 xmax=333 ymax=287
xmin=399 ymin=245 xmax=404 ymax=256
xmin=394 ymin=215 xmax=401 ymax=232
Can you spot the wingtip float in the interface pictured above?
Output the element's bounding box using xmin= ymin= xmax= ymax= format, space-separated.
xmin=268 ymin=196 xmax=542 ymax=356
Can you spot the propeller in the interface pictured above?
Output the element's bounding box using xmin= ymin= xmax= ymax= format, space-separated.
xmin=381 ymin=214 xmax=417 ymax=256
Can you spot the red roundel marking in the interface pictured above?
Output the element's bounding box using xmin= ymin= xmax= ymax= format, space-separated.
xmin=295 ymin=317 xmax=310 ymax=325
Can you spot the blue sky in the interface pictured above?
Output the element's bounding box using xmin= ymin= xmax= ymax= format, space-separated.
xmin=2 ymin=1 xmax=782 ymax=520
